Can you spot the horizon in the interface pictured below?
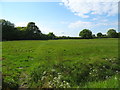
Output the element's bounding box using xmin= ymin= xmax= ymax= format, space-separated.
xmin=0 ymin=1 xmax=118 ymax=37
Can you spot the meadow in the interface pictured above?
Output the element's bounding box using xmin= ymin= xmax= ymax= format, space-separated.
xmin=2 ymin=38 xmax=119 ymax=89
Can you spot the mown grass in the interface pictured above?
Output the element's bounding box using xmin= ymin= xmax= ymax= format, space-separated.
xmin=2 ymin=38 xmax=119 ymax=89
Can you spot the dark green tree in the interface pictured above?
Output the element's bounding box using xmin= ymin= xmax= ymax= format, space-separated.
xmin=48 ymin=32 xmax=55 ymax=39
xmin=97 ymin=32 xmax=103 ymax=38
xmin=16 ymin=27 xmax=26 ymax=31
xmin=25 ymin=22 xmax=42 ymax=39
xmin=107 ymin=29 xmax=118 ymax=38
xmin=15 ymin=27 xmax=27 ymax=40
xmin=92 ymin=34 xmax=96 ymax=38
xmin=118 ymin=32 xmax=120 ymax=38
xmin=102 ymin=34 xmax=107 ymax=38
xmin=79 ymin=29 xmax=92 ymax=39
xmin=0 ymin=19 xmax=18 ymax=40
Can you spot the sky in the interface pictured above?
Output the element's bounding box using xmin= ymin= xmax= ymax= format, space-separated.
xmin=0 ymin=0 xmax=118 ymax=37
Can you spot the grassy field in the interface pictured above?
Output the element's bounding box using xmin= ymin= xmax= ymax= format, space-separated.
xmin=2 ymin=38 xmax=119 ymax=89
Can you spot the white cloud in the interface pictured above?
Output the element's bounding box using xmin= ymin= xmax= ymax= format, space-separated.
xmin=59 ymin=2 xmax=64 ymax=6
xmin=61 ymin=0 xmax=118 ymax=18
xmin=68 ymin=20 xmax=117 ymax=29
xmin=101 ymin=19 xmax=108 ymax=22
xmin=68 ymin=21 xmax=93 ymax=29
xmin=92 ymin=18 xmax=98 ymax=21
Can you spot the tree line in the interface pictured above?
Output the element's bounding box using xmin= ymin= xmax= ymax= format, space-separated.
xmin=1 ymin=19 xmax=56 ymax=41
xmin=0 ymin=19 xmax=119 ymax=41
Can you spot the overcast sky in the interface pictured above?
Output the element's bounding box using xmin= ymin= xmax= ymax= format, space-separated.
xmin=0 ymin=0 xmax=118 ymax=36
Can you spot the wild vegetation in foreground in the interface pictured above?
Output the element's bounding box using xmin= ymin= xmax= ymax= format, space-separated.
xmin=2 ymin=38 xmax=119 ymax=89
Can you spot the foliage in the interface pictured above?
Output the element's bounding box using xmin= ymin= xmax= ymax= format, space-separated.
xmin=0 ymin=19 xmax=54 ymax=40
xmin=107 ymin=29 xmax=118 ymax=38
xmin=118 ymin=32 xmax=120 ymax=38
xmin=29 ymin=57 xmax=119 ymax=88
xmin=2 ymin=76 xmax=19 ymax=89
xmin=82 ymin=75 xmax=120 ymax=88
xmin=97 ymin=32 xmax=103 ymax=38
xmin=92 ymin=34 xmax=96 ymax=38
xmin=79 ymin=29 xmax=93 ymax=39
xmin=1 ymin=19 xmax=18 ymax=40
xmin=1 ymin=19 xmax=119 ymax=41
xmin=47 ymin=32 xmax=56 ymax=39
xmin=30 ymin=65 xmax=70 ymax=88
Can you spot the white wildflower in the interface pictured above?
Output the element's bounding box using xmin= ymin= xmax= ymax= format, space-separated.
xmin=90 ymin=68 xmax=92 ymax=70
xmin=103 ymin=66 xmax=105 ymax=68
xmin=43 ymin=71 xmax=46 ymax=75
xmin=115 ymin=76 xmax=117 ymax=80
xmin=66 ymin=82 xmax=69 ymax=85
xmin=58 ymin=73 xmax=61 ymax=75
xmin=116 ymin=70 xmax=118 ymax=73
xmin=63 ymin=81 xmax=65 ymax=83
xmin=41 ymin=76 xmax=45 ymax=81
xmin=105 ymin=76 xmax=108 ymax=78
xmin=51 ymin=69 xmax=55 ymax=72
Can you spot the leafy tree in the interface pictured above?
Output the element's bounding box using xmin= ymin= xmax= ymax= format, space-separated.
xmin=25 ymin=22 xmax=42 ymax=39
xmin=48 ymin=32 xmax=55 ymax=39
xmin=102 ymin=34 xmax=107 ymax=38
xmin=16 ymin=27 xmax=26 ymax=31
xmin=26 ymin=22 xmax=41 ymax=33
xmin=0 ymin=19 xmax=17 ymax=40
xmin=15 ymin=27 xmax=27 ymax=40
xmin=79 ymin=29 xmax=92 ymax=39
xmin=92 ymin=34 xmax=96 ymax=38
xmin=97 ymin=32 xmax=103 ymax=38
xmin=107 ymin=29 xmax=118 ymax=38
xmin=118 ymin=32 xmax=120 ymax=38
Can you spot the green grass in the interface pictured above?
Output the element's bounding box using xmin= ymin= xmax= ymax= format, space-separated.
xmin=82 ymin=75 xmax=120 ymax=88
xmin=0 ymin=42 xmax=2 ymax=72
xmin=2 ymin=38 xmax=119 ymax=88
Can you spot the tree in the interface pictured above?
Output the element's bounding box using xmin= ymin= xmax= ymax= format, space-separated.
xmin=107 ymin=29 xmax=118 ymax=38
xmin=25 ymin=22 xmax=42 ymax=39
xmin=92 ymin=34 xmax=96 ymax=38
xmin=102 ymin=34 xmax=107 ymax=38
xmin=16 ymin=27 xmax=26 ymax=31
xmin=97 ymin=32 xmax=102 ymax=38
xmin=15 ymin=27 xmax=27 ymax=40
xmin=79 ymin=29 xmax=92 ymax=39
xmin=48 ymin=32 xmax=55 ymax=39
xmin=118 ymin=32 xmax=120 ymax=38
xmin=0 ymin=19 xmax=17 ymax=40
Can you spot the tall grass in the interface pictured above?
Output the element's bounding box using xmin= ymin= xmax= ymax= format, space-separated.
xmin=82 ymin=75 xmax=119 ymax=88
